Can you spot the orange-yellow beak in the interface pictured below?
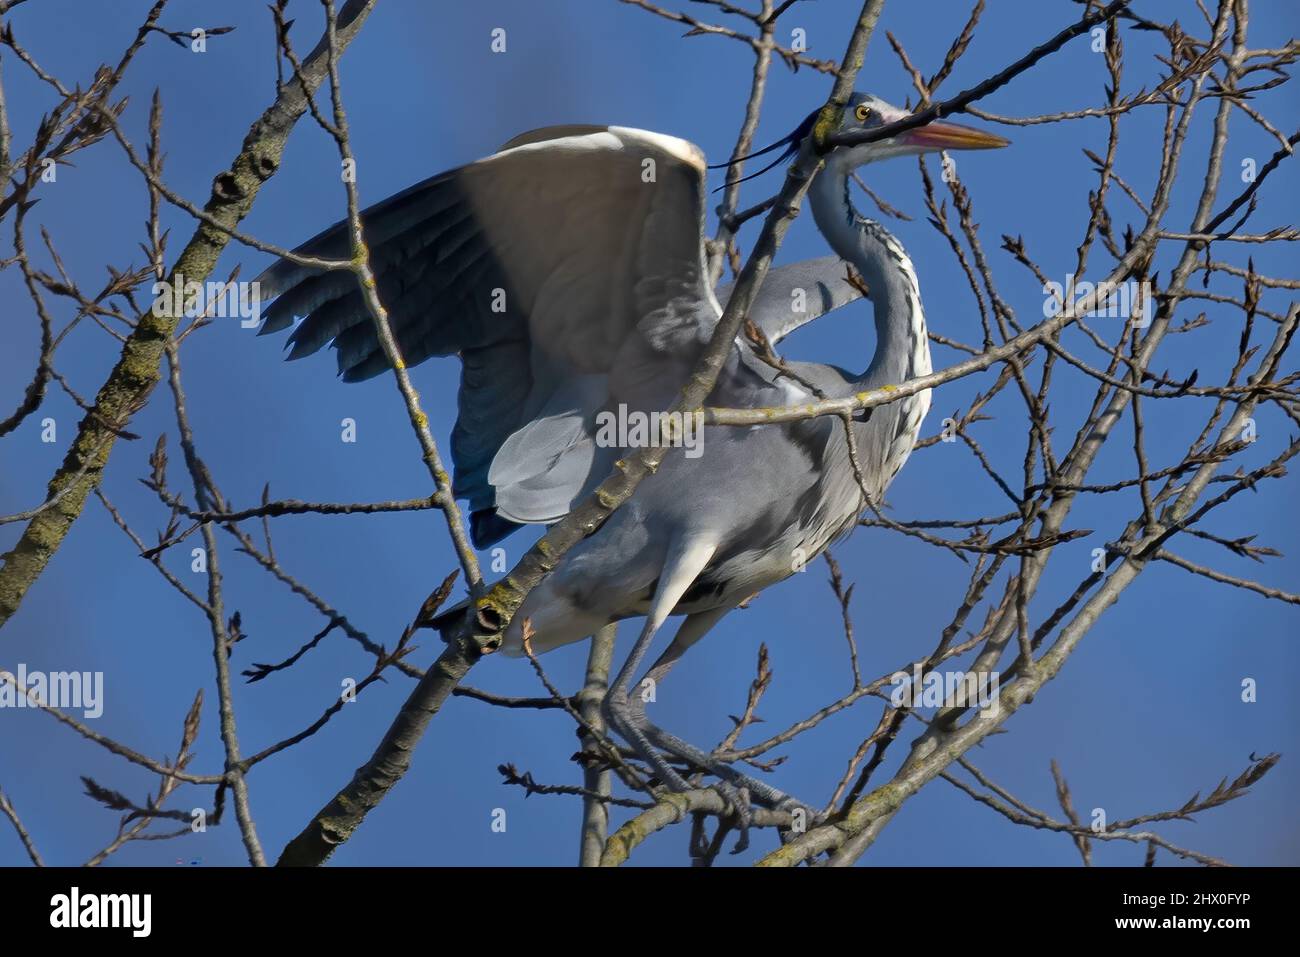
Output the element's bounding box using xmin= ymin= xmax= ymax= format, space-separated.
xmin=901 ymin=118 xmax=1010 ymax=151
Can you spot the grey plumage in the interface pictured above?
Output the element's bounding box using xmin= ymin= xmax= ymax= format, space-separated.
xmin=255 ymin=96 xmax=1008 ymax=810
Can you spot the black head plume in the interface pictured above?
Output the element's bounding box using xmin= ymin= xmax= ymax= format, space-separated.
xmin=708 ymin=109 xmax=818 ymax=191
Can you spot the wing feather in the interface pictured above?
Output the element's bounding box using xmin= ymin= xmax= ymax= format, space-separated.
xmin=256 ymin=126 xmax=714 ymax=546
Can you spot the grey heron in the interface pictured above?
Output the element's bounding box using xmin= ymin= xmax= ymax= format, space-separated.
xmin=256 ymin=93 xmax=1008 ymax=819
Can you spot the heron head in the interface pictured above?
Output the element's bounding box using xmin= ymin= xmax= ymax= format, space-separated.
xmin=831 ymin=92 xmax=1010 ymax=168
xmin=710 ymin=92 xmax=1008 ymax=186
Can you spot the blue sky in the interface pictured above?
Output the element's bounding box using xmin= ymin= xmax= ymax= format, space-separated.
xmin=0 ymin=0 xmax=1296 ymax=866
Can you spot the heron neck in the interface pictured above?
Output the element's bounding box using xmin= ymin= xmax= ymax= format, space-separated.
xmin=809 ymin=161 xmax=930 ymax=389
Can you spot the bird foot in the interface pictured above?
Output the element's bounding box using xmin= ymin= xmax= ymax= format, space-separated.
xmin=604 ymin=690 xmax=818 ymax=844
xmin=640 ymin=719 xmax=811 ymax=813
xmin=711 ymin=780 xmax=752 ymax=854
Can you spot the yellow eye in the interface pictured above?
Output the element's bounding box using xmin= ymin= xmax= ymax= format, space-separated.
xmin=854 ymin=104 xmax=873 ymax=122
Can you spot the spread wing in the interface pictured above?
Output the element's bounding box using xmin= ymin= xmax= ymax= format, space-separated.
xmin=256 ymin=125 xmax=719 ymax=544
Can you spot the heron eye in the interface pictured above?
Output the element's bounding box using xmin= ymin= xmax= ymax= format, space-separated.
xmin=854 ymin=104 xmax=873 ymax=122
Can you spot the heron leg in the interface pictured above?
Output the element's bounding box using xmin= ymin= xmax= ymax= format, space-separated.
xmin=621 ymin=604 xmax=754 ymax=850
xmin=603 ymin=540 xmax=717 ymax=797
xmin=624 ymin=607 xmax=821 ymax=833
xmin=601 ymin=541 xmax=816 ymax=846
xmin=602 ymin=606 xmax=814 ymax=856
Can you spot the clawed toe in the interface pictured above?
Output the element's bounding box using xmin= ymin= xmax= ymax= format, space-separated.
xmin=712 ymin=782 xmax=752 ymax=853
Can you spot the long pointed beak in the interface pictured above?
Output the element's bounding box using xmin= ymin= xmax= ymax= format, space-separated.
xmin=901 ymin=119 xmax=1009 ymax=151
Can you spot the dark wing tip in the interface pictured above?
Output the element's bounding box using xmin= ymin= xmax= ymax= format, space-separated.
xmin=470 ymin=509 xmax=523 ymax=548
